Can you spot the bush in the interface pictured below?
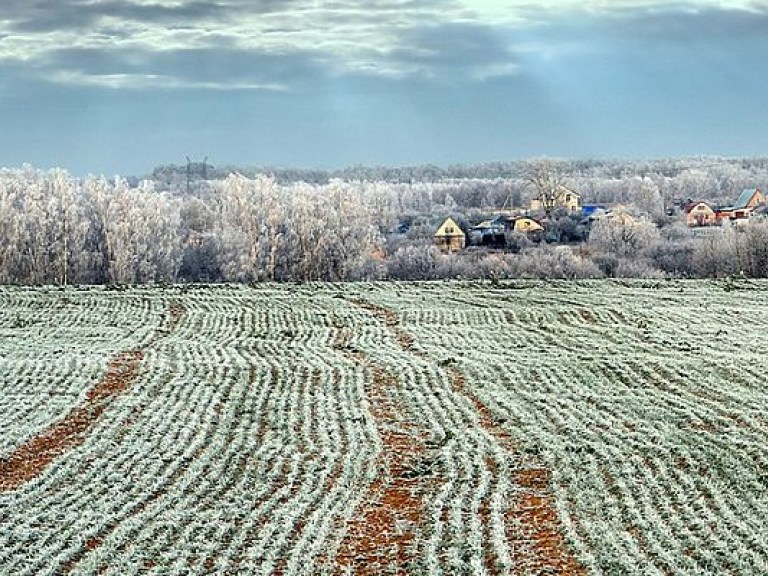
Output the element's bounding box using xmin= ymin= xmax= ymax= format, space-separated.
xmin=614 ymin=258 xmax=665 ymax=278
xmin=514 ymin=246 xmax=604 ymax=279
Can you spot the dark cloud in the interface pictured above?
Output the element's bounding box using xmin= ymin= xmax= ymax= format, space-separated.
xmin=38 ymin=45 xmax=328 ymax=89
xmin=4 ymin=1 xmax=768 ymax=91
xmin=381 ymin=22 xmax=518 ymax=79
xmin=8 ymin=0 xmax=288 ymax=32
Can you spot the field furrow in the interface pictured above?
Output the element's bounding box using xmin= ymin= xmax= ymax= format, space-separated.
xmin=2 ymin=281 xmax=768 ymax=575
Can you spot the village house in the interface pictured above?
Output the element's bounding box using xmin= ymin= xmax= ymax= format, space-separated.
xmin=469 ymin=214 xmax=543 ymax=246
xmin=530 ymin=186 xmax=581 ymax=213
xmin=433 ymin=217 xmax=465 ymax=252
xmin=605 ymin=210 xmax=638 ymax=226
xmin=735 ymin=188 xmax=765 ymax=211
xmin=716 ymin=188 xmax=766 ymax=223
xmin=581 ymin=205 xmax=637 ymax=228
xmin=512 ymin=217 xmax=544 ymax=233
xmin=685 ymin=202 xmax=717 ymax=227
xmin=470 ymin=217 xmax=506 ymax=246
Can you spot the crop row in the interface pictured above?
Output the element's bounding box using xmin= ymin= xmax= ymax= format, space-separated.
xmin=3 ymin=280 xmax=768 ymax=574
xmin=358 ymin=279 xmax=768 ymax=574
xmin=1 ymin=289 xmax=378 ymax=574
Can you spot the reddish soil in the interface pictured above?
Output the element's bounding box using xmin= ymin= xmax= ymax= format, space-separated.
xmin=449 ymin=366 xmax=584 ymax=574
xmin=349 ymin=298 xmax=421 ymax=356
xmin=448 ymin=367 xmax=586 ymax=575
xmin=332 ymin=303 xmax=433 ymax=575
xmin=349 ymin=297 xmax=585 ymax=576
xmin=333 ymin=365 xmax=430 ymax=575
xmin=0 ymin=302 xmax=184 ymax=493
xmin=508 ymin=467 xmax=586 ymax=575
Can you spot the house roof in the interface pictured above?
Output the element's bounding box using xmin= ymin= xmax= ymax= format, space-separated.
xmin=472 ymin=213 xmax=510 ymax=230
xmin=684 ymin=201 xmax=714 ymax=214
xmin=514 ymin=218 xmax=544 ymax=232
xmin=558 ymin=185 xmax=580 ymax=198
xmin=473 ymin=219 xmax=498 ymax=229
xmin=733 ymin=188 xmax=759 ymax=210
xmin=434 ymin=217 xmax=465 ymax=237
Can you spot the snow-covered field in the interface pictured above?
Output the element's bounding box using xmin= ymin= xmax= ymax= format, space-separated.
xmin=1 ymin=280 xmax=768 ymax=575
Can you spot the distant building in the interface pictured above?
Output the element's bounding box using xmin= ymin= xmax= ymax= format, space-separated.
xmin=512 ymin=217 xmax=544 ymax=233
xmin=581 ymin=204 xmax=607 ymax=218
xmin=716 ymin=188 xmax=765 ymax=223
xmin=606 ymin=210 xmax=638 ymax=226
xmin=470 ymin=217 xmax=507 ymax=247
xmin=685 ymin=202 xmax=717 ymax=227
xmin=469 ymin=214 xmax=543 ymax=246
xmin=433 ymin=217 xmax=465 ymax=252
xmin=733 ymin=188 xmax=765 ymax=211
xmin=581 ymin=205 xmax=638 ymax=228
xmin=530 ymin=186 xmax=581 ymax=213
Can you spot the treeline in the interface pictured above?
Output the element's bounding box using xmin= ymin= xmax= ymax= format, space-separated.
xmin=0 ymin=168 xmax=382 ymax=284
xmin=1 ymin=165 xmax=768 ymax=285
xmin=149 ymin=156 xmax=768 ymax=190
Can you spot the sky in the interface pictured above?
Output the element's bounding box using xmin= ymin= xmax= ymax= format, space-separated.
xmin=1 ymin=0 xmax=767 ymax=176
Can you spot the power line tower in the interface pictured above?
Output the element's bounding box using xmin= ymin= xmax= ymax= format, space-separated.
xmin=185 ymin=156 xmax=209 ymax=194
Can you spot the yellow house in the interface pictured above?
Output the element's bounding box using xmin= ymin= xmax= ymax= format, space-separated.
xmin=434 ymin=217 xmax=465 ymax=252
xmin=530 ymin=186 xmax=581 ymax=212
xmin=513 ymin=218 xmax=544 ymax=233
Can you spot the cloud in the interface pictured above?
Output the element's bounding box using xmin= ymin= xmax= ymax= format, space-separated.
xmin=48 ymin=70 xmax=288 ymax=91
xmin=0 ymin=0 xmax=766 ymax=90
xmin=38 ymin=46 xmax=321 ymax=90
xmin=380 ymin=22 xmax=519 ymax=80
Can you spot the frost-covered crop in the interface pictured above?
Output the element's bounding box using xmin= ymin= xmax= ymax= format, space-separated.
xmin=1 ymin=280 xmax=767 ymax=575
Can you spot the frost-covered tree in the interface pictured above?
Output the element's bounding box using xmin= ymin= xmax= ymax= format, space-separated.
xmin=83 ymin=176 xmax=180 ymax=284
xmin=0 ymin=167 xmax=89 ymax=284
xmin=523 ymin=158 xmax=570 ymax=215
xmin=589 ymin=217 xmax=661 ymax=259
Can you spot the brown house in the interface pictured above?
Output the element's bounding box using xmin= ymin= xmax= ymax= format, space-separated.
xmin=717 ymin=188 xmax=766 ymax=223
xmin=434 ymin=217 xmax=465 ymax=252
xmin=685 ymin=202 xmax=717 ymax=227
xmin=734 ymin=188 xmax=765 ymax=211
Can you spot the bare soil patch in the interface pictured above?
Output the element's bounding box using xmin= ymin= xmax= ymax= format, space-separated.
xmin=0 ymin=303 xmax=183 ymax=493
xmin=333 ymin=302 xmax=433 ymax=575
xmin=350 ymin=297 xmax=585 ymax=575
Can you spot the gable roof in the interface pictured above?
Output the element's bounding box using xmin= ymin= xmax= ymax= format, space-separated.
xmin=558 ymin=185 xmax=580 ymax=198
xmin=472 ymin=219 xmax=499 ymax=230
xmin=684 ymin=201 xmax=714 ymax=214
xmin=733 ymin=188 xmax=761 ymax=210
xmin=513 ymin=218 xmax=544 ymax=232
xmin=434 ymin=217 xmax=465 ymax=237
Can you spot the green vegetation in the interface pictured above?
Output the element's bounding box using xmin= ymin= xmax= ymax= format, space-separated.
xmin=1 ymin=280 xmax=768 ymax=574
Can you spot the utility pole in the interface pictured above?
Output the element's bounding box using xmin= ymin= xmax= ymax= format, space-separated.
xmin=186 ymin=155 xmax=209 ymax=194
xmin=186 ymin=155 xmax=192 ymax=195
